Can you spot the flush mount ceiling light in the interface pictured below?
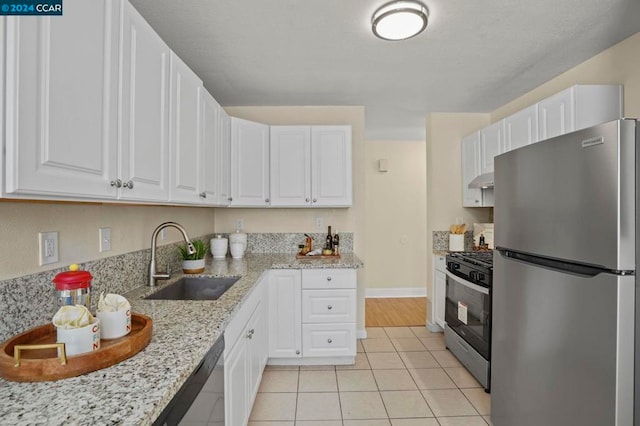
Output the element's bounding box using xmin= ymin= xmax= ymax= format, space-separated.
xmin=372 ymin=0 xmax=429 ymax=41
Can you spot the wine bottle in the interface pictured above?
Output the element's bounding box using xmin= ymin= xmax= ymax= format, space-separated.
xmin=326 ymin=226 xmax=333 ymax=249
xmin=333 ymin=233 xmax=340 ymax=255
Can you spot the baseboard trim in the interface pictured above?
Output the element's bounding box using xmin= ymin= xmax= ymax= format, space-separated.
xmin=427 ymin=321 xmax=444 ymax=333
xmin=365 ymin=287 xmax=427 ymax=298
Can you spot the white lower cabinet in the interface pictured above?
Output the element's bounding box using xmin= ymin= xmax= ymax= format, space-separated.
xmin=268 ymin=269 xmax=303 ymax=359
xmin=225 ymin=275 xmax=268 ymax=426
xmin=433 ymin=255 xmax=446 ymax=330
xmin=268 ymin=268 xmax=357 ymax=365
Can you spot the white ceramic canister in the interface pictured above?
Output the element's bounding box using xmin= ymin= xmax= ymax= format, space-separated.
xmin=228 ymin=230 xmax=247 ymax=259
xmin=211 ymin=235 xmax=228 ymax=259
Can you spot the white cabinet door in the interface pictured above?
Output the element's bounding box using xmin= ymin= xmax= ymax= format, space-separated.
xmin=169 ymin=52 xmax=203 ymax=203
xmin=268 ymin=270 xmax=302 ymax=359
xmin=4 ymin=0 xmax=119 ymax=199
xmin=434 ymin=269 xmax=446 ymax=329
xmin=301 ymin=323 xmax=356 ymax=357
xmin=225 ymin=333 xmax=248 ymax=426
xmin=218 ymin=111 xmax=232 ymax=206
xmin=503 ymin=105 xmax=538 ymax=152
xmin=119 ymin=1 xmax=170 ymax=201
xmin=538 ymin=85 xmax=622 ymax=141
xmin=230 ymin=118 xmax=270 ymax=207
xmin=538 ymin=87 xmax=575 ymax=141
xmin=461 ymin=133 xmax=482 ymax=207
xmin=246 ymin=300 xmax=265 ymax=406
xmin=199 ymin=89 xmax=220 ymax=205
xmin=311 ymin=126 xmax=352 ymax=207
xmin=478 ymin=120 xmax=504 ymax=175
xmin=269 ymin=126 xmax=311 ymax=207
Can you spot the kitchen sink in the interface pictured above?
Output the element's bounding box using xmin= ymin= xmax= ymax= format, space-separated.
xmin=144 ymin=276 xmax=240 ymax=300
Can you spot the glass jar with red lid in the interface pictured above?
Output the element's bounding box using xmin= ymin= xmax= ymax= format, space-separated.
xmin=53 ymin=264 xmax=92 ymax=310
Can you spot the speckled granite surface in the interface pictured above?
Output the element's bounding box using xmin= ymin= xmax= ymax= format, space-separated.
xmin=0 ymin=252 xmax=363 ymax=426
xmin=243 ymin=232 xmax=353 ymax=254
xmin=432 ymin=230 xmax=474 ymax=251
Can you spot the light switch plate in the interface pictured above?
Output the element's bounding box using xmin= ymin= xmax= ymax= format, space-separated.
xmin=38 ymin=231 xmax=59 ymax=265
xmin=99 ymin=227 xmax=111 ymax=252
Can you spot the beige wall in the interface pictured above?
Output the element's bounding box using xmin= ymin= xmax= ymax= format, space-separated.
xmin=492 ymin=32 xmax=640 ymax=121
xmin=425 ymin=113 xmax=493 ymax=301
xmin=364 ymin=140 xmax=427 ymax=291
xmin=0 ymin=201 xmax=215 ymax=281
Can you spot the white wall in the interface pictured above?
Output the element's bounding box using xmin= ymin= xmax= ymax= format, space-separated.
xmin=364 ymin=140 xmax=427 ymax=294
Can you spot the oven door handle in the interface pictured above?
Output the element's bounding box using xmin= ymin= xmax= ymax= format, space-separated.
xmin=445 ymin=270 xmax=490 ymax=295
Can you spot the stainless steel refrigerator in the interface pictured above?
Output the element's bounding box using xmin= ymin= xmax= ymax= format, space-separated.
xmin=492 ymin=119 xmax=637 ymax=426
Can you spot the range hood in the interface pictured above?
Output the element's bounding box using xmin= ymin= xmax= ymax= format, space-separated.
xmin=468 ymin=172 xmax=494 ymax=189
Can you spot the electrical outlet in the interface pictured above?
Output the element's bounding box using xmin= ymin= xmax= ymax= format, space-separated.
xmin=455 ymin=217 xmax=464 ymax=225
xmin=315 ymin=217 xmax=323 ymax=230
xmin=99 ymin=227 xmax=111 ymax=252
xmin=38 ymin=231 xmax=59 ymax=265
xmin=236 ymin=218 xmax=244 ymax=231
xmin=160 ymin=229 xmax=167 ymax=240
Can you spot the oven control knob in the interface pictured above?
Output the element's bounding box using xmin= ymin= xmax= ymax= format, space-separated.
xmin=447 ymin=262 xmax=460 ymax=270
xmin=470 ymin=271 xmax=485 ymax=281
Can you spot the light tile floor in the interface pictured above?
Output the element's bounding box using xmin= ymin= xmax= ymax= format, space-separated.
xmin=249 ymin=326 xmax=492 ymax=426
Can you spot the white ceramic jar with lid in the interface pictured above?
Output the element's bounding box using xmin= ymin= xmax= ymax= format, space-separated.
xmin=229 ymin=230 xmax=247 ymax=258
xmin=211 ymin=235 xmax=228 ymax=259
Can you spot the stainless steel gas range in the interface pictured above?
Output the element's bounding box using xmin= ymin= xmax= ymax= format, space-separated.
xmin=444 ymin=251 xmax=493 ymax=392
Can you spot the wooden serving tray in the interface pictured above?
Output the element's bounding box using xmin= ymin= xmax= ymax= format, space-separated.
xmin=0 ymin=313 xmax=152 ymax=382
xmin=296 ymin=254 xmax=341 ymax=259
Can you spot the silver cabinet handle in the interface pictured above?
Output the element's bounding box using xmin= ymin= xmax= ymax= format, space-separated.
xmin=312 ymin=198 xmax=317 ymax=203
xmin=265 ymin=198 xmax=270 ymax=203
xmin=228 ymin=197 xmax=233 ymax=202
xmin=123 ymin=180 xmax=134 ymax=189
xmin=295 ymin=350 xmax=300 ymax=355
xmin=247 ymin=329 xmax=254 ymax=339
xmin=327 ymin=338 xmax=333 ymax=344
xmin=110 ymin=179 xmax=122 ymax=188
xmin=326 ymin=276 xmax=332 ymax=281
xmin=327 ymin=305 xmax=333 ymax=310
xmin=199 ymin=192 xmax=206 ymax=198
xmin=305 ymin=198 xmax=310 ymax=202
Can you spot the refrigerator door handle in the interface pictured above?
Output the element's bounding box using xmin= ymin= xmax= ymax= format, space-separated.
xmin=496 ymin=247 xmax=632 ymax=277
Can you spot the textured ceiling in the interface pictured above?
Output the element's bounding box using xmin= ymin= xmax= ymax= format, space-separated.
xmin=129 ymin=0 xmax=640 ymax=140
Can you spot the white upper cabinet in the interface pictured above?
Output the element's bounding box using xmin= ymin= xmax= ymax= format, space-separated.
xmin=199 ymin=89 xmax=220 ymax=205
xmin=4 ymin=0 xmax=120 ymax=199
xmin=478 ymin=120 xmax=504 ymax=175
xmin=461 ymin=132 xmax=483 ymax=207
xmin=503 ymin=104 xmax=538 ymax=152
xmin=169 ymin=52 xmax=203 ymax=203
xmin=218 ymin=110 xmax=232 ymax=206
xmin=311 ymin=126 xmax=353 ymax=207
xmin=230 ymin=118 xmax=270 ymax=207
xmin=269 ymin=126 xmax=312 ymax=207
xmin=269 ymin=125 xmax=353 ymax=208
xmin=119 ymin=1 xmax=171 ymax=201
xmin=538 ymin=85 xmax=622 ymax=141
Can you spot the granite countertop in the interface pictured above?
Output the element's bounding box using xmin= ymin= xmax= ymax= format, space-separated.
xmin=0 ymin=253 xmax=363 ymax=426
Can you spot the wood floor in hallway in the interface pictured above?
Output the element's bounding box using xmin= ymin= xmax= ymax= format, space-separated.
xmin=365 ymin=297 xmax=427 ymax=327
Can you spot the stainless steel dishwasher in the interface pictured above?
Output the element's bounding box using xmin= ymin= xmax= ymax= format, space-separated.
xmin=153 ymin=335 xmax=225 ymax=426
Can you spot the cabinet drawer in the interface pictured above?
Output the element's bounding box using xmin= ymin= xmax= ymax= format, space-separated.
xmin=302 ymin=289 xmax=356 ymax=323
xmin=302 ymin=269 xmax=356 ymax=289
xmin=302 ymin=323 xmax=356 ymax=357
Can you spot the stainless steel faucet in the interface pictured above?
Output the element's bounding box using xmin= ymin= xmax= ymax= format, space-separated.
xmin=149 ymin=222 xmax=196 ymax=287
